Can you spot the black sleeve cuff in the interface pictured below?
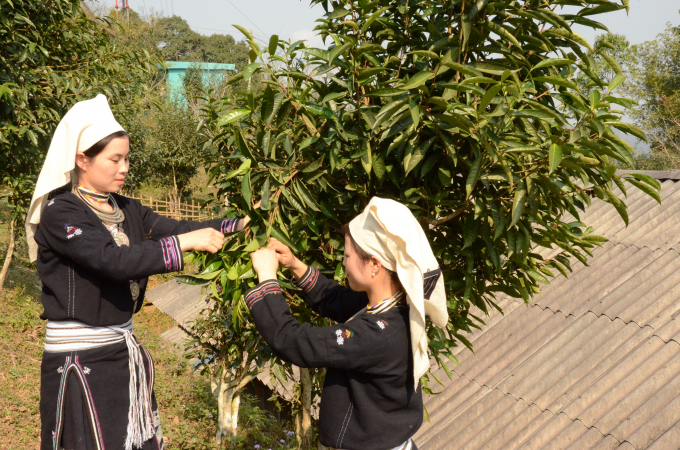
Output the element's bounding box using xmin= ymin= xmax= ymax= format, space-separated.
xmin=291 ymin=266 xmax=320 ymax=294
xmin=245 ymin=280 xmax=282 ymax=309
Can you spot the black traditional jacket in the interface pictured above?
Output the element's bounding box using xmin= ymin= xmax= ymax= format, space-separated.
xmin=246 ymin=267 xmax=423 ymax=450
xmin=34 ymin=191 xmax=237 ymax=327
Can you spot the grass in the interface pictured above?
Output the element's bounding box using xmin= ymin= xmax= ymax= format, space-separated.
xmin=0 ymin=246 xmax=298 ymax=450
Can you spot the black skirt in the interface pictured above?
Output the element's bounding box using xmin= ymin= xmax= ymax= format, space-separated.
xmin=40 ymin=339 xmax=163 ymax=450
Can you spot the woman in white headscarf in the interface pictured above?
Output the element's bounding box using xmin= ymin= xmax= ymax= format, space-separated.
xmin=247 ymin=197 xmax=448 ymax=450
xmin=29 ymin=95 xmax=251 ymax=450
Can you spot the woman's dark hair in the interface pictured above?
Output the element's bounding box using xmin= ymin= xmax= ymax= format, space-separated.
xmin=83 ymin=130 xmax=129 ymax=158
xmin=341 ymin=223 xmax=401 ymax=286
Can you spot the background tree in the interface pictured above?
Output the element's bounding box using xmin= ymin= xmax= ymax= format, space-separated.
xmin=132 ymin=99 xmax=208 ymax=200
xmin=625 ymin=16 xmax=680 ymax=169
xmin=575 ymin=33 xmax=633 ymax=90
xmin=0 ymin=0 xmax=158 ymax=288
xmin=185 ymin=0 xmax=661 ymax=447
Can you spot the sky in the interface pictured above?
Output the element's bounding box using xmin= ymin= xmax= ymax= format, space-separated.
xmin=116 ymin=0 xmax=679 ymax=47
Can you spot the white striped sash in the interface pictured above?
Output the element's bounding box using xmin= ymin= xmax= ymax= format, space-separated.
xmin=45 ymin=319 xmax=132 ymax=352
xmin=45 ymin=319 xmax=155 ymax=450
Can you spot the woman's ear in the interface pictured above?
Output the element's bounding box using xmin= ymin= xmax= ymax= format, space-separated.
xmin=75 ymin=153 xmax=87 ymax=172
xmin=370 ymin=257 xmax=382 ymax=277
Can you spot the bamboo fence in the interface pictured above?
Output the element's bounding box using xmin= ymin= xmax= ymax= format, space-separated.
xmin=127 ymin=194 xmax=215 ymax=221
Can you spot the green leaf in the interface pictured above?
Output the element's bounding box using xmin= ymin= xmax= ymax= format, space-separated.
xmin=543 ymin=29 xmax=593 ymax=51
xmin=510 ymin=181 xmax=527 ymax=228
xmin=606 ymin=190 xmax=629 ymax=226
xmin=404 ymin=137 xmax=435 ymax=176
xmin=606 ymin=122 xmax=647 ymax=142
xmin=625 ymin=178 xmax=661 ymax=205
xmin=468 ymin=0 xmax=490 ymax=19
xmin=173 ymin=275 xmax=209 ymax=285
xmin=329 ymin=7 xmax=351 ymax=20
xmin=479 ymin=85 xmax=502 ymax=112
xmin=233 ymin=25 xmax=254 ymax=41
xmin=629 ymin=173 xmax=661 ymax=191
xmin=361 ymin=6 xmax=390 ymax=33
xmin=511 ymin=110 xmax=556 ymax=121
xmin=295 ymin=180 xmax=321 ymax=211
xmin=484 ymin=21 xmax=522 ymax=49
xmin=409 ymin=98 xmax=420 ymax=128
xmin=549 ymin=144 xmax=563 ymax=174
xmin=261 ymin=177 xmax=271 ymax=210
xmin=400 ymin=71 xmax=435 ymax=90
xmin=466 ymin=156 xmax=483 ymax=198
xmin=242 ymin=172 xmax=252 ymax=205
xmin=442 ymin=62 xmax=483 ymax=77
xmin=243 ymin=62 xmax=262 ymax=80
xmin=602 ymin=54 xmax=623 ymax=76
xmin=365 ymin=88 xmax=406 ymax=97
xmin=373 ymin=153 xmax=386 ymax=180
xmin=532 ymin=76 xmax=578 ymax=90
xmin=329 ymin=42 xmax=353 ymax=62
xmin=268 ymin=35 xmax=279 ymax=55
xmin=217 ymin=109 xmax=250 ymax=127
xmin=607 ymin=73 xmax=625 ymax=92
xmin=321 ymin=91 xmax=346 ymax=103
xmin=361 ymin=140 xmax=372 ymax=175
xmin=300 ymin=48 xmax=330 ymax=61
xmin=531 ymin=58 xmax=574 ymax=71
xmin=526 ymin=269 xmax=549 ymax=284
xmin=243 ymin=239 xmax=261 ymax=252
xmin=225 ymin=159 xmax=252 ymax=180
xmin=409 ymin=50 xmax=440 ymax=60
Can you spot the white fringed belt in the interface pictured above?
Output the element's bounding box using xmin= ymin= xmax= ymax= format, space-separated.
xmin=45 ymin=319 xmax=156 ymax=450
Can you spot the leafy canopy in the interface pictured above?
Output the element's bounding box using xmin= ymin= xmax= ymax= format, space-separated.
xmin=188 ymin=0 xmax=661 ymax=398
xmin=0 ymin=0 xmax=158 ymax=227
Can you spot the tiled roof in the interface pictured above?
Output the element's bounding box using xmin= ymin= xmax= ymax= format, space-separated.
xmin=416 ymin=172 xmax=680 ymax=450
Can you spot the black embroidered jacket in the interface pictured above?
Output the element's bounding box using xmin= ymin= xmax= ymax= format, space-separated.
xmin=246 ymin=267 xmax=423 ymax=450
xmin=35 ymin=191 xmax=238 ymax=327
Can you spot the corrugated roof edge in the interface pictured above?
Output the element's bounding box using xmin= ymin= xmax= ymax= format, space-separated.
xmin=616 ymin=169 xmax=680 ymax=181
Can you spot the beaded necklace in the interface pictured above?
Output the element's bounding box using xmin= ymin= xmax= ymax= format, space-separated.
xmin=77 ymin=185 xmax=109 ymax=203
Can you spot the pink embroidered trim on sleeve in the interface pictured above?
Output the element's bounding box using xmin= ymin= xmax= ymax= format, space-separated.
xmin=244 ymin=280 xmax=281 ymax=309
xmin=160 ymin=236 xmax=183 ymax=272
xmin=221 ymin=219 xmax=239 ymax=234
xmin=292 ymin=267 xmax=319 ymax=293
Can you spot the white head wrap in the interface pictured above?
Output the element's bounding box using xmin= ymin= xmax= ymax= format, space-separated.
xmin=25 ymin=94 xmax=125 ymax=262
xmin=349 ymin=197 xmax=449 ymax=390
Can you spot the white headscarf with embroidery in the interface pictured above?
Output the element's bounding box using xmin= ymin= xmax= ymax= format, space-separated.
xmin=349 ymin=197 xmax=449 ymax=390
xmin=25 ymin=94 xmax=125 ymax=262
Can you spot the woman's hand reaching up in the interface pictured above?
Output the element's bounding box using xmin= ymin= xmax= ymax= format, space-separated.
xmin=177 ymin=228 xmax=225 ymax=254
xmin=250 ymin=248 xmax=279 ymax=283
xmin=267 ymin=238 xmax=308 ymax=279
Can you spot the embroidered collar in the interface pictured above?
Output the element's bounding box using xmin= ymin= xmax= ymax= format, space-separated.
xmin=347 ymin=290 xmax=406 ymax=322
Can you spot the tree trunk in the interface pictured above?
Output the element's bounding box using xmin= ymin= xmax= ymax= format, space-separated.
xmin=216 ymin=383 xmax=235 ymax=444
xmin=212 ymin=368 xmax=255 ymax=445
xmin=298 ymin=367 xmax=314 ymax=449
xmin=0 ymin=219 xmax=16 ymax=293
xmin=230 ymin=391 xmax=241 ymax=437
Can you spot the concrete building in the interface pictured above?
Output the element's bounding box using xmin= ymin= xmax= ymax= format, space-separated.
xmin=164 ymin=61 xmax=236 ymax=99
